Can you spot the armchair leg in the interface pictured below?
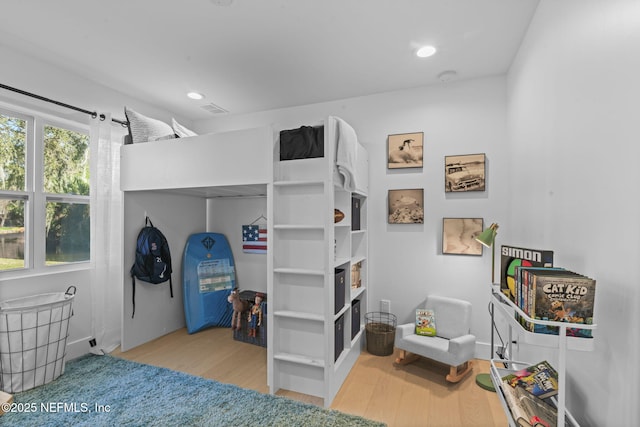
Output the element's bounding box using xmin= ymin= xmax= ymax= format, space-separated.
xmin=445 ymin=361 xmax=473 ymax=383
xmin=395 ymin=349 xmax=420 ymax=365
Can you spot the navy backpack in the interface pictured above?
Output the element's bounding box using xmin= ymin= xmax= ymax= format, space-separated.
xmin=130 ymin=217 xmax=173 ymax=317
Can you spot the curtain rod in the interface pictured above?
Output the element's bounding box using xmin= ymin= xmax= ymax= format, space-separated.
xmin=0 ymin=83 xmax=128 ymax=127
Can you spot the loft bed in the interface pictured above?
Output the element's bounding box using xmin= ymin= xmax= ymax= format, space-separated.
xmin=120 ymin=125 xmax=273 ymax=196
xmin=119 ymin=110 xmax=275 ymax=351
xmin=119 ymin=112 xmax=367 ymax=352
xmin=120 ymin=113 xmax=367 ymax=196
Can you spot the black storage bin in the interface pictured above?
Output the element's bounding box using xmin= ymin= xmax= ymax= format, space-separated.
xmin=352 ymin=196 xmax=361 ymax=231
xmin=335 ymin=314 xmax=344 ymax=362
xmin=279 ymin=125 xmax=324 ymax=161
xmin=334 ymin=268 xmax=346 ymax=314
xmin=351 ymin=299 xmax=361 ymax=340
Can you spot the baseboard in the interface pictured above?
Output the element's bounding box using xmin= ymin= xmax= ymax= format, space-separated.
xmin=474 ymin=341 xmax=492 ymax=361
xmin=66 ymin=336 xmax=93 ymax=361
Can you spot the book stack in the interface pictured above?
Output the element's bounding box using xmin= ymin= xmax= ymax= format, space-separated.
xmin=500 ymin=245 xmax=554 ymax=302
xmin=513 ymin=265 xmax=596 ymax=337
xmin=500 ymin=361 xmax=563 ymax=427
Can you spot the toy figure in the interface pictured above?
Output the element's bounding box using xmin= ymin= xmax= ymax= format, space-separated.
xmin=227 ymin=288 xmax=249 ymax=331
xmin=247 ymin=292 xmax=264 ymax=337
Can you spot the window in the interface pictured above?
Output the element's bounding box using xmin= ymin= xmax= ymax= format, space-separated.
xmin=0 ymin=107 xmax=91 ymax=272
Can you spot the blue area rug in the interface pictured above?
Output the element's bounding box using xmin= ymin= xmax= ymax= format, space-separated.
xmin=2 ymin=354 xmax=384 ymax=426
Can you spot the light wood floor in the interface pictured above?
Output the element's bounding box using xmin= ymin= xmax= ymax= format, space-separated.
xmin=112 ymin=327 xmax=507 ymax=426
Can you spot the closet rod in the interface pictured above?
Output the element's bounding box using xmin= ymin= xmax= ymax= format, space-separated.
xmin=0 ymin=83 xmax=128 ymax=127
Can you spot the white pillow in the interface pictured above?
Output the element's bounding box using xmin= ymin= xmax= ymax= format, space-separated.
xmin=124 ymin=107 xmax=176 ymax=143
xmin=172 ymin=118 xmax=198 ymax=138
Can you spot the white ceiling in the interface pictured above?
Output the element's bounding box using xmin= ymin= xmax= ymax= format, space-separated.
xmin=1 ymin=0 xmax=539 ymax=120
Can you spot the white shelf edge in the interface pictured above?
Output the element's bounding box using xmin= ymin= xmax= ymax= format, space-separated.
xmin=274 ymin=268 xmax=325 ymax=276
xmin=350 ymin=326 xmax=364 ymax=344
xmin=490 ymin=284 xmax=596 ymax=351
xmin=351 ymin=255 xmax=366 ymax=265
xmin=274 ymin=310 xmax=325 ymax=322
xmin=351 ymin=286 xmax=365 ymax=300
xmin=274 ymin=224 xmax=325 ymax=231
xmin=274 ymin=180 xmax=324 ymax=187
xmin=334 ymin=347 xmax=348 ymax=368
xmin=334 ymin=305 xmax=349 ymax=320
xmin=334 ymin=258 xmax=350 ymax=268
xmin=351 ymin=229 xmax=367 ymax=236
xmin=274 ymin=352 xmax=325 ymax=368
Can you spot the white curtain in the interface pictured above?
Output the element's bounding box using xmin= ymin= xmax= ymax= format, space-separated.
xmin=89 ymin=113 xmax=124 ymax=354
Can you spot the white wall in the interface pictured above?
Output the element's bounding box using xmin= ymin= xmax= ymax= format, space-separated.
xmin=0 ymin=45 xmax=193 ymax=129
xmin=207 ymin=197 xmax=268 ymax=295
xmin=121 ymin=191 xmax=206 ymax=351
xmin=0 ymin=45 xmax=183 ymax=358
xmin=195 ymin=76 xmax=510 ymax=356
xmin=507 ymin=1 xmax=640 ymax=425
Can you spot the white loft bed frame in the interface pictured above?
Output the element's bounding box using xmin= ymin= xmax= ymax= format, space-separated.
xmin=120 ymin=116 xmax=368 ymax=196
xmin=121 ymin=125 xmax=273 ymax=195
xmin=119 ymin=117 xmax=368 ymax=402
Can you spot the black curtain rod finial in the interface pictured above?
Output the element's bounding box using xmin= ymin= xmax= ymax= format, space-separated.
xmin=0 ymin=82 xmax=128 ymax=127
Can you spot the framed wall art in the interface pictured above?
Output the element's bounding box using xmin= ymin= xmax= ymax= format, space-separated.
xmin=444 ymin=153 xmax=486 ymax=192
xmin=442 ymin=217 xmax=484 ymax=256
xmin=387 ymin=132 xmax=423 ymax=169
xmin=388 ymin=189 xmax=424 ymax=224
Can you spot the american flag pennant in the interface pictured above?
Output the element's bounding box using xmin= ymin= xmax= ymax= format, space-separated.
xmin=242 ymin=225 xmax=267 ymax=254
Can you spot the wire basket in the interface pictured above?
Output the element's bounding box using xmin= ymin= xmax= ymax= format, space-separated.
xmin=0 ymin=286 xmax=76 ymax=393
xmin=365 ymin=312 xmax=396 ymax=356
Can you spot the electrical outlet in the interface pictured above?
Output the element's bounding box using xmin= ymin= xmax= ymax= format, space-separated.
xmin=89 ymin=338 xmax=97 ymax=347
xmin=380 ymin=299 xmax=391 ymax=313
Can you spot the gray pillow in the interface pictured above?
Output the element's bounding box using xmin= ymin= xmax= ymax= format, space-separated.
xmin=124 ymin=107 xmax=176 ymax=143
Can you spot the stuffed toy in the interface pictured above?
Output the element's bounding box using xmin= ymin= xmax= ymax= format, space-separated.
xmin=227 ymin=288 xmax=249 ymax=330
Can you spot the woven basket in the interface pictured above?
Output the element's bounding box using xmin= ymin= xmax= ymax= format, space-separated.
xmin=365 ymin=312 xmax=396 ymax=356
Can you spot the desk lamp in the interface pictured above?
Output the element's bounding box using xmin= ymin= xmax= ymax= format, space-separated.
xmin=474 ymin=223 xmax=499 ymax=392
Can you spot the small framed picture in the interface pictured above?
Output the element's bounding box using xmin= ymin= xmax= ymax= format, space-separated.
xmin=388 ymin=189 xmax=424 ymax=224
xmin=388 ymin=132 xmax=423 ymax=169
xmin=444 ymin=153 xmax=486 ymax=192
xmin=442 ymin=218 xmax=484 ymax=256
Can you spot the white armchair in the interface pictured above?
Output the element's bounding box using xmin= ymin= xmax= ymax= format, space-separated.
xmin=394 ymin=295 xmax=476 ymax=383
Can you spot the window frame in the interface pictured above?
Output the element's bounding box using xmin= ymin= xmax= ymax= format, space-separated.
xmin=0 ymin=104 xmax=92 ymax=277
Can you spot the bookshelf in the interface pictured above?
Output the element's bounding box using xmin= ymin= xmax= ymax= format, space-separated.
xmin=489 ymin=284 xmax=597 ymax=427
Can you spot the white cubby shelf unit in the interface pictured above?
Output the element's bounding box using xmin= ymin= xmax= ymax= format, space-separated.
xmin=268 ymin=117 xmax=368 ymax=407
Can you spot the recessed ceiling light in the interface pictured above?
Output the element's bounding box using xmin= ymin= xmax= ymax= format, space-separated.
xmin=187 ymin=92 xmax=205 ymax=100
xmin=416 ymin=45 xmax=437 ymax=58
